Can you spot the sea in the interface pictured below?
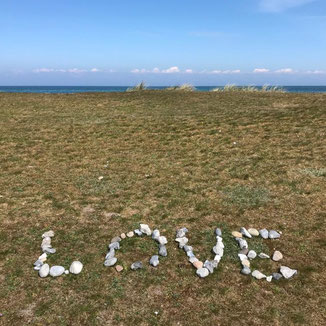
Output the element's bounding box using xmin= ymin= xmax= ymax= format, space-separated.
xmin=0 ymin=86 xmax=325 ymax=94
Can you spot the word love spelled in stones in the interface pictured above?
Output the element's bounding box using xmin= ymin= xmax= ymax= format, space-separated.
xmin=35 ymin=224 xmax=297 ymax=281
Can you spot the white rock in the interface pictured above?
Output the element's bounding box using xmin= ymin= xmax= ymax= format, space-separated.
xmin=69 ymin=261 xmax=83 ymax=274
xmin=140 ymin=224 xmax=152 ymax=236
xmin=127 ymin=231 xmax=134 ymax=237
xmin=65 ymin=270 xmax=69 ymax=275
xmin=120 ymin=233 xmax=126 ymax=239
xmin=240 ymin=227 xmax=252 ymax=238
xmin=247 ymin=250 xmax=257 ymax=260
xmin=237 ymin=238 xmax=248 ymax=249
xmin=252 ymin=270 xmax=266 ymax=280
xmin=157 ymin=236 xmax=167 ymax=245
xmin=280 ymin=266 xmax=297 ymax=279
xmin=248 ymin=228 xmax=259 ymax=236
xmin=175 ymin=237 xmax=188 ymax=248
xmin=259 ymin=229 xmax=269 ymax=239
xmin=49 ymin=265 xmax=65 ymax=277
xmin=152 ymin=229 xmax=160 ymax=239
xmin=42 ymin=230 xmax=54 ymax=238
xmin=189 ymin=256 xmax=198 ymax=263
xmin=272 ymin=250 xmax=283 ymax=262
xmin=214 ymin=255 xmax=222 ymax=263
xmin=238 ymin=254 xmax=247 ymax=261
xmin=39 ymin=264 xmax=50 ymax=278
xmin=213 ymin=243 xmax=224 ymax=256
xmin=259 ymin=253 xmax=270 ymax=259
xmin=38 ymin=253 xmax=47 ymax=262
xmin=41 ymin=237 xmax=51 ymax=246
xmin=266 ymin=276 xmax=272 ymax=282
xmin=196 ymin=267 xmax=209 ymax=278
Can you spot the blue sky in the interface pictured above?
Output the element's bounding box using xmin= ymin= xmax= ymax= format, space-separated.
xmin=1 ymin=0 xmax=325 ymax=85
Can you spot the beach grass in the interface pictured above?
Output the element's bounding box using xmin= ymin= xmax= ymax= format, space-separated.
xmin=0 ymin=91 xmax=325 ymax=325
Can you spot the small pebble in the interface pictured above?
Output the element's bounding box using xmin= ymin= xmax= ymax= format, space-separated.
xmin=252 ymin=270 xmax=266 ymax=280
xmin=212 ymin=244 xmax=224 ymax=256
xmin=187 ymin=251 xmax=195 ymax=258
xmin=140 ymin=224 xmax=152 ymax=236
xmin=232 ymin=231 xmax=242 ymax=238
xmin=241 ymin=266 xmax=251 ymax=275
xmin=280 ymin=266 xmax=297 ymax=279
xmin=127 ymin=231 xmax=134 ymax=237
xmin=109 ymin=242 xmax=120 ymax=250
xmin=111 ymin=236 xmax=121 ymax=243
xmin=247 ymin=250 xmax=257 ymax=260
xmin=183 ymin=245 xmax=193 ymax=252
xmin=158 ymin=245 xmax=167 ymax=257
xmin=272 ymin=250 xmax=283 ymax=262
xmin=196 ymin=267 xmax=209 ymax=278
xmin=104 ymin=257 xmax=117 ymax=267
xmin=152 ymin=229 xmax=160 ymax=239
xmin=42 ymin=230 xmax=54 ymax=238
xmin=203 ymin=260 xmax=215 ymax=274
xmin=158 ymin=236 xmax=168 ymax=245
xmin=116 ymin=265 xmax=123 ymax=272
xmin=189 ymin=256 xmax=198 ymax=264
xmin=240 ymin=227 xmax=252 ymax=238
xmin=193 ymin=261 xmax=203 ymax=269
xmin=241 ymin=259 xmax=250 ymax=267
xmin=38 ymin=253 xmax=47 ymax=262
xmin=134 ymin=229 xmax=142 ymax=236
xmin=259 ymin=253 xmax=270 ymax=259
xmin=238 ymin=254 xmax=247 ymax=261
xmin=105 ymin=249 xmax=115 ymax=260
xmin=176 ymin=227 xmax=188 ymax=238
xmin=65 ymin=270 xmax=69 ymax=275
xmin=236 ymin=238 xmax=248 ymax=249
xmin=248 ymin=228 xmax=259 ymax=236
xmin=214 ymin=255 xmax=222 ymax=263
xmin=266 ymin=276 xmax=272 ymax=282
xmin=39 ymin=264 xmax=50 ymax=278
xmin=272 ymin=272 xmax=283 ymax=280
xmin=149 ymin=255 xmax=159 ymax=267
xmin=215 ymin=228 xmax=222 ymax=236
xmin=69 ymin=261 xmax=83 ymax=274
xmin=259 ymin=229 xmax=269 ymax=239
xmin=49 ymin=266 xmax=65 ymax=277
xmin=269 ymin=230 xmax=281 ymax=239
xmin=131 ymin=261 xmax=143 ymax=270
xmin=121 ymin=233 xmax=126 ymax=239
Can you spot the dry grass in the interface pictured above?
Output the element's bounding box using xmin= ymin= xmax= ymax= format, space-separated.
xmin=0 ymin=91 xmax=325 ymax=325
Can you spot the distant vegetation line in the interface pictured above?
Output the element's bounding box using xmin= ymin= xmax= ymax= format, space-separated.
xmin=127 ymin=82 xmax=286 ymax=92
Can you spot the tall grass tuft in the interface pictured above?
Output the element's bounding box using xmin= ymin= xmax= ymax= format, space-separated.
xmin=210 ymin=84 xmax=285 ymax=93
xmin=126 ymin=81 xmax=147 ymax=92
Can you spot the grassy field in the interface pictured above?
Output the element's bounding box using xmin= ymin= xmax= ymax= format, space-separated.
xmin=0 ymin=91 xmax=325 ymax=325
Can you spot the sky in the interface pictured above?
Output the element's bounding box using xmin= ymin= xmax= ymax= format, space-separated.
xmin=0 ymin=0 xmax=326 ymax=86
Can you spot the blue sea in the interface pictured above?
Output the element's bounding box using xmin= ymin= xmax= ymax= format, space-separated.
xmin=0 ymin=86 xmax=325 ymax=94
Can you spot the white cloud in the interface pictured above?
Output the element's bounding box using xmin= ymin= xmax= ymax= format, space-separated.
xmin=253 ymin=68 xmax=270 ymax=73
xmin=259 ymin=0 xmax=316 ymax=13
xmin=209 ymin=69 xmax=241 ymax=74
xmin=162 ymin=66 xmax=180 ymax=73
xmin=275 ymin=68 xmax=294 ymax=73
xmin=33 ymin=68 xmax=55 ymax=73
xmin=152 ymin=67 xmax=160 ymax=73
xmin=306 ymin=70 xmax=326 ymax=74
xmin=185 ymin=69 xmax=193 ymax=73
xmin=90 ymin=68 xmax=100 ymax=72
xmin=67 ymin=68 xmax=87 ymax=73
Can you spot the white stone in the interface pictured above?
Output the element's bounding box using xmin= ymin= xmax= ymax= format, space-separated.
xmin=214 ymin=255 xmax=222 ymax=263
xmin=238 ymin=254 xmax=247 ymax=261
xmin=69 ymin=261 xmax=83 ymax=274
xmin=280 ymin=266 xmax=297 ymax=279
xmin=213 ymin=243 xmax=224 ymax=256
xmin=38 ymin=253 xmax=47 ymax=262
xmin=259 ymin=229 xmax=269 ymax=239
xmin=49 ymin=266 xmax=65 ymax=277
xmin=196 ymin=267 xmax=209 ymax=278
xmin=42 ymin=230 xmax=54 ymax=238
xmin=248 ymin=228 xmax=259 ymax=236
xmin=39 ymin=264 xmax=50 ymax=278
xmin=157 ymin=236 xmax=168 ymax=245
xmin=252 ymin=270 xmax=266 ymax=280
xmin=65 ymin=270 xmax=69 ymax=275
xmin=259 ymin=253 xmax=270 ymax=259
xmin=240 ymin=227 xmax=252 ymax=238
xmin=272 ymin=250 xmax=283 ymax=262
xmin=152 ymin=229 xmax=160 ymax=239
xmin=189 ymin=256 xmax=198 ymax=263
xmin=247 ymin=250 xmax=257 ymax=260
xmin=140 ymin=224 xmax=152 ymax=236
xmin=127 ymin=231 xmax=134 ymax=237
xmin=266 ymin=276 xmax=272 ymax=282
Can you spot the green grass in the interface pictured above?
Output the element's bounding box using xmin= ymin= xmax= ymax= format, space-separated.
xmin=0 ymin=91 xmax=325 ymax=325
